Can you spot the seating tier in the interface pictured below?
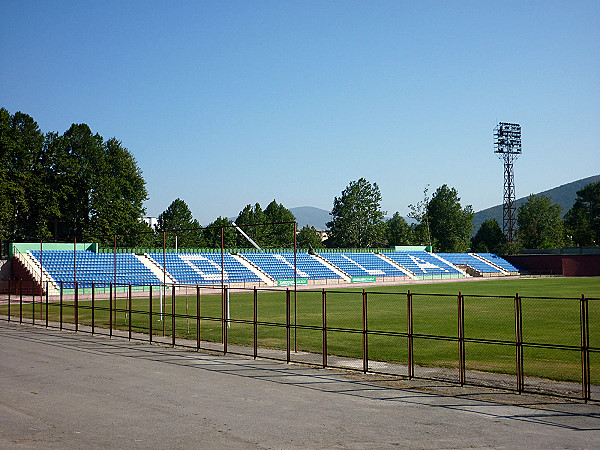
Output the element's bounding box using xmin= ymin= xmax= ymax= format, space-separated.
xmin=436 ymin=253 xmax=501 ymax=273
xmin=30 ymin=250 xmax=161 ymax=288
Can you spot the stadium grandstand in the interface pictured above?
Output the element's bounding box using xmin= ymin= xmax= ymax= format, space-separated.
xmin=9 ymin=243 xmax=520 ymax=293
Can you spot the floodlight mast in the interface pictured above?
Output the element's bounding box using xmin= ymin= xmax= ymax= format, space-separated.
xmin=494 ymin=122 xmax=522 ymax=243
xmin=231 ymin=221 xmax=263 ymax=252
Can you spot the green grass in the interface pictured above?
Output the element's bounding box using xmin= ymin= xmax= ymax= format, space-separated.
xmin=3 ymin=276 xmax=599 ymax=384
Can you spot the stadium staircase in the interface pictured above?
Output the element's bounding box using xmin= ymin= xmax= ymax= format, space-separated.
xmin=471 ymin=253 xmax=519 ymax=275
xmin=430 ymin=253 xmax=470 ymax=277
xmin=141 ymin=254 xmax=177 ymax=284
xmin=311 ymin=254 xmax=352 ymax=282
xmin=232 ymin=254 xmax=274 ymax=285
xmin=470 ymin=253 xmax=507 ymax=275
xmin=11 ymin=252 xmax=59 ymax=296
xmin=376 ymin=253 xmax=418 ymax=280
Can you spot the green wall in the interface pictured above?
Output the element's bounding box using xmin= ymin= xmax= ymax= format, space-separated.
xmin=10 ymin=242 xmax=98 ymax=258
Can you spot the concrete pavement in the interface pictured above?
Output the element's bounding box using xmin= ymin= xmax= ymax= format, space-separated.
xmin=1 ymin=320 xmax=599 ymax=448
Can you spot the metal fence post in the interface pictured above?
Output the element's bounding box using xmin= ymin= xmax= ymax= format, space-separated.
xmin=196 ymin=285 xmax=200 ymax=350
xmin=45 ymin=281 xmax=49 ymax=328
xmin=172 ymin=284 xmax=176 ymax=347
xmin=19 ymin=279 xmax=23 ymax=324
xmin=253 ymin=286 xmax=258 ymax=359
xmin=109 ymin=283 xmax=113 ymax=337
xmin=128 ymin=284 xmax=132 ymax=340
xmin=580 ymin=294 xmax=590 ymax=402
xmin=74 ymin=281 xmax=79 ymax=332
xmin=362 ymin=289 xmax=368 ymax=374
xmin=223 ymin=286 xmax=227 ymax=354
xmin=322 ymin=289 xmax=327 ymax=368
xmin=91 ymin=282 xmax=95 ymax=335
xmin=514 ymin=293 xmax=523 ymax=394
xmin=458 ymin=292 xmax=465 ymax=386
xmin=286 ymin=289 xmax=291 ymax=363
xmin=407 ymin=290 xmax=413 ymax=379
xmin=585 ymin=295 xmax=591 ymax=402
xmin=149 ymin=285 xmax=153 ymax=343
xmin=7 ymin=279 xmax=10 ymax=322
xmin=60 ymin=281 xmax=63 ymax=330
xmin=32 ymin=281 xmax=35 ymax=326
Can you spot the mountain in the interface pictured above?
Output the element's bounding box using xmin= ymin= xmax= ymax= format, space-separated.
xmin=472 ymin=175 xmax=600 ymax=233
xmin=290 ymin=206 xmax=331 ymax=230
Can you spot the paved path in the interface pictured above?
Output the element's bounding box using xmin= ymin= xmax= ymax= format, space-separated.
xmin=1 ymin=320 xmax=599 ymax=449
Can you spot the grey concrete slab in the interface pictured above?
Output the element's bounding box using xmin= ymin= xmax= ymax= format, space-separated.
xmin=0 ymin=320 xmax=599 ymax=449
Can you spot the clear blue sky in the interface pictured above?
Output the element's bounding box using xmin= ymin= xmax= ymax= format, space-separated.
xmin=2 ymin=1 xmax=599 ymax=225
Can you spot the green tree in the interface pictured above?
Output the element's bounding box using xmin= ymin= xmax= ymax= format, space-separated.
xmin=471 ymin=219 xmax=507 ymax=253
xmin=326 ymin=178 xmax=386 ymax=248
xmin=91 ymin=138 xmax=147 ymax=238
xmin=51 ymin=124 xmax=105 ymax=239
xmin=204 ymin=216 xmax=237 ymax=249
xmin=386 ymin=212 xmax=413 ymax=246
xmin=564 ymin=181 xmax=600 ymax=246
xmin=155 ymin=198 xmax=203 ymax=248
xmin=426 ymin=185 xmax=474 ymax=252
xmin=263 ymin=200 xmax=296 ymax=247
xmin=408 ymin=185 xmax=432 ymax=248
xmin=517 ymin=194 xmax=565 ymax=249
xmin=235 ymin=203 xmax=266 ymax=248
xmin=48 ymin=124 xmax=149 ymax=245
xmin=0 ymin=109 xmax=149 ymax=245
xmin=296 ymin=225 xmax=323 ymax=249
xmin=0 ymin=108 xmax=48 ymax=240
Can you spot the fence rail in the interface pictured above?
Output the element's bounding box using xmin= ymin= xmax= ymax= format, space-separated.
xmin=0 ymin=279 xmax=597 ymax=402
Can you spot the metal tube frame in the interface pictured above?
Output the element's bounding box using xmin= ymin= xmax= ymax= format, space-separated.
xmin=254 ymin=286 xmax=258 ymax=359
xmin=149 ymin=285 xmax=153 ymax=343
xmin=458 ymin=292 xmax=465 ymax=386
xmin=74 ymin=281 xmax=79 ymax=332
xmin=580 ymin=294 xmax=590 ymax=402
xmin=7 ymin=279 xmax=10 ymax=322
xmin=128 ymin=284 xmax=132 ymax=340
xmin=59 ymin=281 xmax=63 ymax=330
xmin=196 ymin=285 xmax=200 ymax=350
xmin=45 ymin=281 xmax=49 ymax=328
xmin=171 ymin=284 xmax=176 ymax=347
xmin=362 ymin=289 xmax=368 ymax=374
xmin=109 ymin=282 xmax=113 ymax=337
xmin=514 ymin=293 xmax=524 ymax=394
xmin=19 ymin=279 xmax=23 ymax=324
xmin=407 ymin=290 xmax=414 ymax=379
xmin=322 ymin=289 xmax=327 ymax=368
xmin=91 ymin=282 xmax=95 ymax=335
xmin=286 ymin=289 xmax=291 ymax=363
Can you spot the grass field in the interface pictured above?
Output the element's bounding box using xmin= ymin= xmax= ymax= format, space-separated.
xmin=3 ymin=276 xmax=599 ymax=385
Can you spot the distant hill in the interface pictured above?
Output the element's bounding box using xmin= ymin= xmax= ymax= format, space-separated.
xmin=290 ymin=206 xmax=331 ymax=230
xmin=229 ymin=176 xmax=599 ymax=232
xmin=472 ymin=175 xmax=600 ymax=233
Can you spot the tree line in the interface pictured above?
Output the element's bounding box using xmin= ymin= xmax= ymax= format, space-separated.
xmin=1 ymin=108 xmax=598 ymax=253
xmin=326 ymin=177 xmax=599 ymax=253
xmin=0 ymin=108 xmax=148 ymax=247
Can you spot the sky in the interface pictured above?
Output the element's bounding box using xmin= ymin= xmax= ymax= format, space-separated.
xmin=2 ymin=1 xmax=599 ymax=225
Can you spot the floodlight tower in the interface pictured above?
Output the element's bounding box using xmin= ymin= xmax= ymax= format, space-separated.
xmin=494 ymin=122 xmax=522 ymax=243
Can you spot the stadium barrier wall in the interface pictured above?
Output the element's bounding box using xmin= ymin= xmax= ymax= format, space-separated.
xmin=95 ymin=247 xmax=403 ymax=255
xmin=1 ymin=281 xmax=597 ymax=402
xmin=505 ymin=254 xmax=600 ymax=276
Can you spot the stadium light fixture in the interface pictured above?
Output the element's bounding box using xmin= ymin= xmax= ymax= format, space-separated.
xmin=494 ymin=122 xmax=522 ymax=243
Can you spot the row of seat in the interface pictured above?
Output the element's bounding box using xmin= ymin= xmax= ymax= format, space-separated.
xmin=436 ymin=253 xmax=501 ymax=273
xmin=475 ymin=253 xmax=520 ymax=272
xmin=28 ymin=250 xmax=519 ymax=286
